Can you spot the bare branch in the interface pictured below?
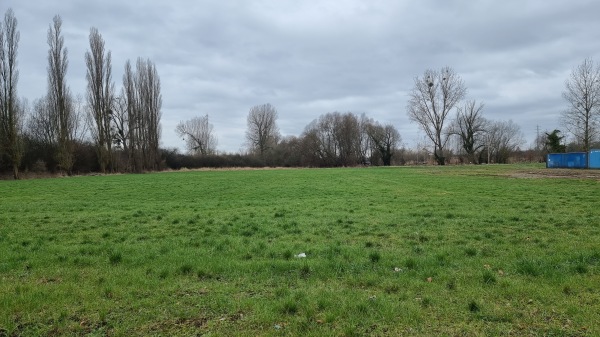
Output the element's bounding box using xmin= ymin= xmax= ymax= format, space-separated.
xmin=246 ymin=103 xmax=279 ymax=157
xmin=176 ymin=115 xmax=217 ymax=156
xmin=407 ymin=67 xmax=466 ymax=165
xmin=561 ymin=58 xmax=600 ymax=152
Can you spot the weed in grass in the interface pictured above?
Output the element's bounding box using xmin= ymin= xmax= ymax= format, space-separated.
xmin=465 ymin=247 xmax=477 ymax=257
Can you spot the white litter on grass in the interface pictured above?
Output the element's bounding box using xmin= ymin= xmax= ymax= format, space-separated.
xmin=394 ymin=267 xmax=403 ymax=272
xmin=295 ymin=253 xmax=306 ymax=258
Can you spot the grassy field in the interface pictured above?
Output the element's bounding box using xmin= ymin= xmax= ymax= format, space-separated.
xmin=1 ymin=165 xmax=599 ymax=336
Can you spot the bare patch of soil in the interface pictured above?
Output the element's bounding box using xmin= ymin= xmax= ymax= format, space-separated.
xmin=510 ymin=168 xmax=600 ymax=180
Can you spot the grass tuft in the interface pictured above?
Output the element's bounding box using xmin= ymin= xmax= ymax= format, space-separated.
xmin=108 ymin=251 xmax=122 ymax=265
xmin=468 ymin=300 xmax=480 ymax=313
xmin=280 ymin=299 xmax=299 ymax=315
xmin=465 ymin=247 xmax=477 ymax=257
xmin=515 ymin=258 xmax=542 ymax=277
xmin=482 ymin=270 xmax=497 ymax=285
xmin=369 ymin=251 xmax=381 ymax=263
xmin=178 ymin=264 xmax=193 ymax=275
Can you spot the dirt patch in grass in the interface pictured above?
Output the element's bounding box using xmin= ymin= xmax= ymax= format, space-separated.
xmin=140 ymin=316 xmax=209 ymax=334
xmin=510 ymin=168 xmax=600 ymax=180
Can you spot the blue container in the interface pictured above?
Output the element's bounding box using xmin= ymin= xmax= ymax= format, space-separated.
xmin=589 ymin=149 xmax=600 ymax=169
xmin=546 ymin=152 xmax=588 ymax=169
xmin=546 ymin=153 xmax=563 ymax=168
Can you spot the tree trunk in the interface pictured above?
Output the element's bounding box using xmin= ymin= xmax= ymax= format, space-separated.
xmin=434 ymin=148 xmax=446 ymax=165
xmin=12 ymin=163 xmax=19 ymax=180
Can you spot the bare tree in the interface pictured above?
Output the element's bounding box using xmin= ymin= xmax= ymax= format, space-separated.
xmin=358 ymin=113 xmax=374 ymax=164
xmin=300 ymin=112 xmax=365 ymax=167
xmin=407 ymin=66 xmax=466 ymax=165
xmin=27 ymin=97 xmax=55 ymax=147
xmin=448 ymin=100 xmax=487 ymax=164
xmin=85 ymin=27 xmax=114 ymax=173
xmin=300 ymin=119 xmax=333 ymax=167
xmin=485 ymin=120 xmax=524 ymax=164
xmin=272 ymin=135 xmax=302 ymax=167
xmin=246 ymin=103 xmax=279 ymax=157
xmin=109 ymin=92 xmax=128 ymax=150
xmin=334 ymin=112 xmax=362 ymax=166
xmin=136 ymin=58 xmax=161 ymax=170
xmin=123 ymin=60 xmax=139 ymax=171
xmin=47 ymin=15 xmax=77 ymax=174
xmin=561 ymin=58 xmax=600 ymax=152
xmin=122 ymin=58 xmax=162 ymax=172
xmin=176 ymin=115 xmax=217 ymax=155
xmin=0 ymin=8 xmax=23 ymax=179
xmin=367 ymin=122 xmax=401 ymax=166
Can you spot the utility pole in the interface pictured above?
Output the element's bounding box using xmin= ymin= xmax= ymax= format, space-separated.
xmin=536 ymin=125 xmax=541 ymax=162
xmin=536 ymin=125 xmax=540 ymax=151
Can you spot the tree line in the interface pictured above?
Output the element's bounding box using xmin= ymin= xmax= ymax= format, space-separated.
xmin=173 ymin=61 xmax=599 ymax=168
xmin=2 ymin=6 xmax=599 ymax=178
xmin=1 ymin=9 xmax=162 ymax=179
xmin=176 ymin=60 xmax=599 ymax=169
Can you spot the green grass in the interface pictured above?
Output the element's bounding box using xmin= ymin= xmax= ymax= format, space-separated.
xmin=1 ymin=165 xmax=599 ymax=336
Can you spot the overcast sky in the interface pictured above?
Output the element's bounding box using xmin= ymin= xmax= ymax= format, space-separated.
xmin=3 ymin=0 xmax=600 ymax=153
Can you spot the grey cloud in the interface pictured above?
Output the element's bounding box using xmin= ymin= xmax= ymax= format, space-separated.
xmin=3 ymin=0 xmax=600 ymax=152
